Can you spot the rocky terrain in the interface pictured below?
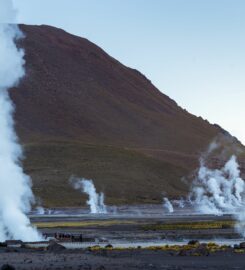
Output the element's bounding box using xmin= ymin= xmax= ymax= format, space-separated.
xmin=9 ymin=24 xmax=244 ymax=207
xmin=1 ymin=243 xmax=245 ymax=270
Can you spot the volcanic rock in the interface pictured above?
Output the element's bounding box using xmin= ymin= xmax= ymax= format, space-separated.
xmin=47 ymin=241 xmax=66 ymax=252
xmin=1 ymin=265 xmax=15 ymax=270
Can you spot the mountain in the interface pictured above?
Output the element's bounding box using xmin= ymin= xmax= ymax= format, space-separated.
xmin=9 ymin=24 xmax=242 ymax=207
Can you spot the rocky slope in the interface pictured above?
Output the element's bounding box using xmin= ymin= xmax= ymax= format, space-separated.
xmin=8 ymin=24 xmax=242 ymax=206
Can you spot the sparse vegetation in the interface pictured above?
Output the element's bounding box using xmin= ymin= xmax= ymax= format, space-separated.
xmin=33 ymin=219 xmax=137 ymax=228
xmin=143 ymin=220 xmax=235 ymax=231
xmin=87 ymin=242 xmax=235 ymax=255
xmin=24 ymin=141 xmax=188 ymax=207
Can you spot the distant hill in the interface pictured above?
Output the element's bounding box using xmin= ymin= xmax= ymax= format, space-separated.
xmin=9 ymin=24 xmax=242 ymax=207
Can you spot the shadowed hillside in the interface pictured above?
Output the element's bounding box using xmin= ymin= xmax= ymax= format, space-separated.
xmin=9 ymin=24 xmax=242 ymax=207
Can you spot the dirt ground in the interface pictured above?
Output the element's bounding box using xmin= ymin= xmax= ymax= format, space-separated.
xmin=0 ymin=248 xmax=245 ymax=270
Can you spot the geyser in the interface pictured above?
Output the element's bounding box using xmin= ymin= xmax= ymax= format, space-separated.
xmin=71 ymin=178 xmax=107 ymax=214
xmin=163 ymin=197 xmax=174 ymax=213
xmin=0 ymin=0 xmax=41 ymax=241
xmin=190 ymin=155 xmax=245 ymax=216
xmin=189 ymin=140 xmax=245 ymax=236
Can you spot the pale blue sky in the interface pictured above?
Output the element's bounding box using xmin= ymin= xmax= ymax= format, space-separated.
xmin=13 ymin=0 xmax=245 ymax=144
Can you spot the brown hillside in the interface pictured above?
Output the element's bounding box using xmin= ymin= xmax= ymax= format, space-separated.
xmin=9 ymin=24 xmax=241 ymax=207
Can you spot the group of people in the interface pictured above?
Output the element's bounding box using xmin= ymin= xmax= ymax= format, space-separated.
xmin=42 ymin=233 xmax=84 ymax=242
xmin=54 ymin=233 xmax=83 ymax=242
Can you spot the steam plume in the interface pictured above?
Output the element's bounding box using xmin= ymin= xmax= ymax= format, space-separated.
xmin=0 ymin=0 xmax=41 ymax=241
xmin=163 ymin=197 xmax=174 ymax=213
xmin=190 ymin=153 xmax=245 ymax=215
xmin=175 ymin=197 xmax=185 ymax=208
xmin=71 ymin=178 xmax=107 ymax=214
xmin=189 ymin=139 xmax=245 ymax=236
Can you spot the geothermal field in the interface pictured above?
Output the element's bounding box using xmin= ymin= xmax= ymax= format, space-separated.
xmin=1 ymin=172 xmax=245 ymax=269
xmin=1 ymin=0 xmax=245 ymax=269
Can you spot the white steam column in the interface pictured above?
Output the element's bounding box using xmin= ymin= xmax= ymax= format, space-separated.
xmin=0 ymin=0 xmax=41 ymax=241
xmin=190 ymin=155 xmax=245 ymax=215
xmin=163 ymin=197 xmax=174 ymax=213
xmin=71 ymin=178 xmax=107 ymax=214
xmin=189 ymin=140 xmax=245 ymax=237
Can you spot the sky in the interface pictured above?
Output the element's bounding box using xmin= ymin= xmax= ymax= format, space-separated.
xmin=12 ymin=0 xmax=245 ymax=144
